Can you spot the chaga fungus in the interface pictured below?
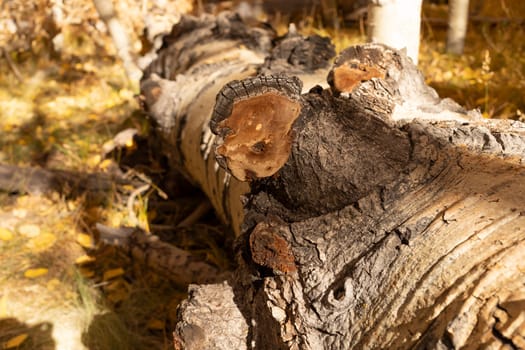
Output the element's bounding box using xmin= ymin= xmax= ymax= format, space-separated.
xmin=211 ymin=75 xmax=303 ymax=182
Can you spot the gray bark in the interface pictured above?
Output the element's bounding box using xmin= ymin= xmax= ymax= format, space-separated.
xmin=140 ymin=13 xmax=525 ymax=350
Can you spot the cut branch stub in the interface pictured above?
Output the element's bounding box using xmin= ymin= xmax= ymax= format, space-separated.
xmin=331 ymin=62 xmax=385 ymax=94
xmin=211 ymin=75 xmax=303 ymax=181
xmin=328 ymin=44 xmax=391 ymax=96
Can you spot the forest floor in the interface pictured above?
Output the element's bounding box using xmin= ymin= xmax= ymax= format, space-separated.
xmin=0 ymin=3 xmax=524 ymax=350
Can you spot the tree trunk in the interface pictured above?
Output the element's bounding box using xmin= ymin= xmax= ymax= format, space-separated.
xmin=92 ymin=0 xmax=141 ymax=82
xmin=141 ymin=13 xmax=525 ymax=350
xmin=367 ymin=0 xmax=423 ymax=64
xmin=447 ymin=0 xmax=470 ymax=55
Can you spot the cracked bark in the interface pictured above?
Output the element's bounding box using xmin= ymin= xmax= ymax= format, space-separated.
xmin=140 ymin=13 xmax=525 ymax=350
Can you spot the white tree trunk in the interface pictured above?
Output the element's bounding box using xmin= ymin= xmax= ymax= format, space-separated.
xmin=92 ymin=0 xmax=142 ymax=82
xmin=367 ymin=0 xmax=422 ymax=64
xmin=447 ymin=0 xmax=470 ymax=54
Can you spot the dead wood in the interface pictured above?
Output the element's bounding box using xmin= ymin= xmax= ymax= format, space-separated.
xmin=96 ymin=224 xmax=222 ymax=285
xmin=140 ymin=13 xmax=525 ymax=350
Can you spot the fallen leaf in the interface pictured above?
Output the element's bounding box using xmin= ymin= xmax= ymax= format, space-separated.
xmin=103 ymin=268 xmax=125 ymax=281
xmin=0 ymin=227 xmax=14 ymax=241
xmin=18 ymin=224 xmax=40 ymax=237
xmin=3 ymin=333 xmax=28 ymax=349
xmin=104 ymin=279 xmax=130 ymax=304
xmin=119 ymin=89 xmax=134 ymax=100
xmin=98 ymin=158 xmax=114 ymax=171
xmin=47 ymin=278 xmax=61 ymax=291
xmin=87 ymin=154 xmax=101 ymax=167
xmin=75 ymin=255 xmax=96 ymax=265
xmin=24 ymin=268 xmax=48 ymax=278
xmin=108 ymin=212 xmax=124 ymax=227
xmin=76 ymin=233 xmax=94 ymax=248
xmin=26 ymin=232 xmax=56 ymax=251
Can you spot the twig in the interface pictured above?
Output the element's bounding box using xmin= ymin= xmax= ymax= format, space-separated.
xmin=1 ymin=48 xmax=23 ymax=82
xmin=177 ymin=201 xmax=212 ymax=228
xmin=126 ymin=184 xmax=151 ymax=227
xmin=131 ymin=170 xmax=168 ymax=199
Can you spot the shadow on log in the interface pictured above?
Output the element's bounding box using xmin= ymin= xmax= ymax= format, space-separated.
xmin=141 ymin=12 xmax=525 ymax=350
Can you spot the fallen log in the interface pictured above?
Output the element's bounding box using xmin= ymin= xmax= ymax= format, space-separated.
xmin=141 ymin=12 xmax=525 ymax=350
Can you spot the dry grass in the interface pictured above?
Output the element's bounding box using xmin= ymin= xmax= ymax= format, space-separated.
xmin=0 ymin=49 xmax=192 ymax=349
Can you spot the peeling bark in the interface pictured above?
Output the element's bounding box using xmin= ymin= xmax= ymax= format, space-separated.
xmin=140 ymin=13 xmax=525 ymax=350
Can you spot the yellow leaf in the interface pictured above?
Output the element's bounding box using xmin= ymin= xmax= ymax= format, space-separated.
xmin=76 ymin=233 xmax=94 ymax=248
xmin=103 ymin=268 xmax=125 ymax=281
xmin=105 ymin=279 xmax=130 ymax=291
xmin=0 ymin=227 xmax=14 ymax=241
xmin=26 ymin=232 xmax=56 ymax=251
xmin=3 ymin=333 xmax=28 ymax=349
xmin=147 ymin=318 xmax=165 ymax=330
xmin=118 ymin=89 xmax=134 ymax=100
xmin=18 ymin=224 xmax=40 ymax=237
xmin=108 ymin=212 xmax=124 ymax=227
xmin=24 ymin=268 xmax=48 ymax=278
xmin=98 ymin=159 xmax=114 ymax=171
xmin=104 ymin=279 xmax=130 ymax=304
xmin=75 ymin=255 xmax=96 ymax=265
xmin=47 ymin=278 xmax=60 ymax=291
xmin=87 ymin=154 xmax=101 ymax=167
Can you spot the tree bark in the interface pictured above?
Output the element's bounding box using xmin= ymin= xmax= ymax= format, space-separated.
xmin=92 ymin=0 xmax=142 ymax=82
xmin=447 ymin=0 xmax=470 ymax=55
xmin=367 ymin=0 xmax=423 ymax=64
xmin=140 ymin=13 xmax=525 ymax=350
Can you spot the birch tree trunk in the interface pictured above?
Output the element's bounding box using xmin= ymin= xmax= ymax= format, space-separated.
xmin=447 ymin=0 xmax=470 ymax=55
xmin=141 ymin=13 xmax=525 ymax=350
xmin=92 ymin=0 xmax=142 ymax=82
xmin=367 ymin=0 xmax=423 ymax=64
